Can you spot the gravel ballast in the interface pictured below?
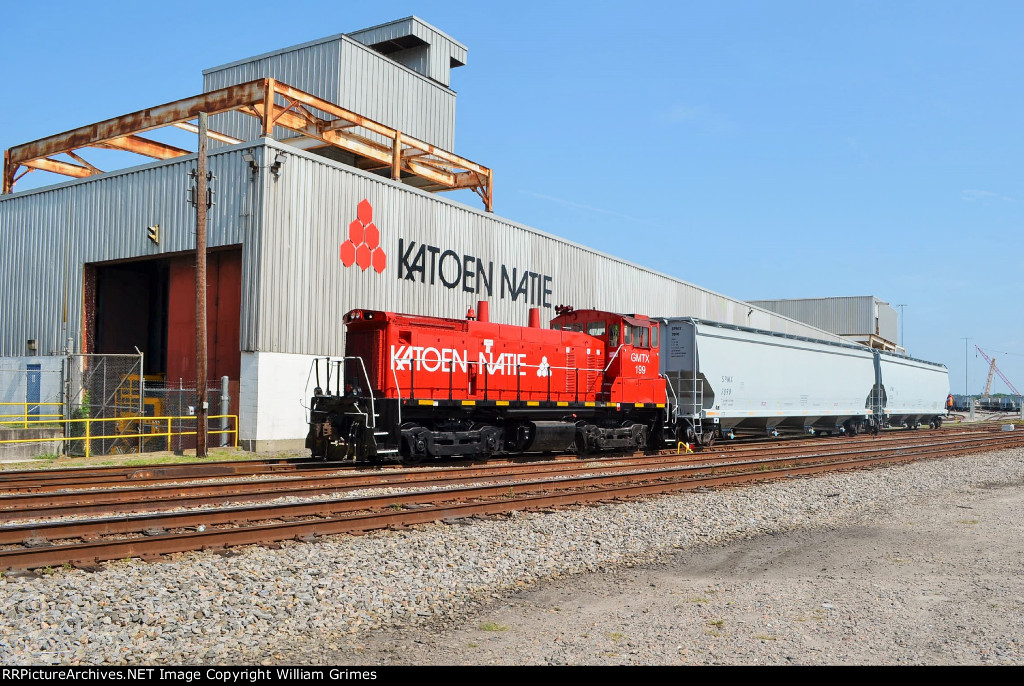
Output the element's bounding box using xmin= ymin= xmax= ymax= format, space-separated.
xmin=1 ymin=448 xmax=1022 ymax=665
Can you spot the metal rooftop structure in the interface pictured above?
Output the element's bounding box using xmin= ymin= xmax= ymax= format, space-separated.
xmin=2 ymin=78 xmax=493 ymax=211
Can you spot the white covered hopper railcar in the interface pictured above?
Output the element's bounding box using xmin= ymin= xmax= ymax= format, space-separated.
xmin=659 ymin=318 xmax=948 ymax=444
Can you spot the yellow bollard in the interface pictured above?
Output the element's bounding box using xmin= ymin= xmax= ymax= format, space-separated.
xmin=85 ymin=419 xmax=91 ymax=459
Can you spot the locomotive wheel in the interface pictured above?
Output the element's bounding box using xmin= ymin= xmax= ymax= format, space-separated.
xmin=400 ymin=447 xmax=425 ymax=465
xmin=631 ymin=425 xmax=647 ymax=449
xmin=399 ymin=427 xmax=429 ymax=465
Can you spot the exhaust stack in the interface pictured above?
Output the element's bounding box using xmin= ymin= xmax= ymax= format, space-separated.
xmin=528 ymin=308 xmax=541 ymax=328
xmin=477 ymin=300 xmax=490 ymax=323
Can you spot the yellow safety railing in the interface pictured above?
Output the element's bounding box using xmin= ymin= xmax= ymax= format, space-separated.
xmin=0 ymin=402 xmax=64 ymax=429
xmin=0 ymin=414 xmax=239 ymax=458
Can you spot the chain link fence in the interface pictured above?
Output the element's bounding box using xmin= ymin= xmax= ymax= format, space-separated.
xmin=65 ymin=353 xmax=143 ymax=456
xmin=142 ymin=380 xmax=231 ymax=452
xmin=2 ymin=353 xmax=236 ymax=457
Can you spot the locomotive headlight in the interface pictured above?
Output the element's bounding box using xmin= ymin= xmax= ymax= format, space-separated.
xmin=366 ymin=312 xmax=374 ymax=319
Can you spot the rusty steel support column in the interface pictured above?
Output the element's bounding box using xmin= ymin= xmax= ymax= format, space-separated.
xmin=391 ymin=131 xmax=402 ymax=180
xmin=195 ymin=112 xmax=209 ymax=458
xmin=2 ymin=149 xmax=13 ymax=194
xmin=262 ymin=78 xmax=276 ymax=137
xmin=486 ymin=169 xmax=494 ymax=213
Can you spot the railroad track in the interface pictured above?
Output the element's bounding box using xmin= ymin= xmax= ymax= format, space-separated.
xmin=0 ymin=429 xmax=1002 ymax=516
xmin=0 ymin=424 xmax=1000 ymax=492
xmin=0 ymin=427 xmax=1021 ymax=571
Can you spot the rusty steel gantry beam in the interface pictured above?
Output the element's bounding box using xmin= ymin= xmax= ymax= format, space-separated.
xmin=2 ymin=78 xmax=494 ymax=211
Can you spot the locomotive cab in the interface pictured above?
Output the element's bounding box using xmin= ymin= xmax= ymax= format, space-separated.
xmin=550 ymin=307 xmax=664 ymax=406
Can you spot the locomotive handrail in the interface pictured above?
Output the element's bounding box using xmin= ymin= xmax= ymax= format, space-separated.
xmin=395 ymin=350 xmax=659 ymax=404
xmin=604 ymin=345 xmax=624 ymax=372
xmin=661 ymin=373 xmax=678 ymax=422
xmin=348 ymin=356 xmax=377 ymax=429
xmin=399 ymin=354 xmax=609 ymax=376
xmin=392 ymin=366 xmax=403 ymax=427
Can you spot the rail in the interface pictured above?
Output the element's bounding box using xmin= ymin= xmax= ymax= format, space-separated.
xmin=0 ymin=414 xmax=239 ymax=457
xmin=0 ymin=402 xmax=63 ymax=428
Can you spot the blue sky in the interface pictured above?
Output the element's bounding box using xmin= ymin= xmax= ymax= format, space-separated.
xmin=2 ymin=1 xmax=1022 ymax=395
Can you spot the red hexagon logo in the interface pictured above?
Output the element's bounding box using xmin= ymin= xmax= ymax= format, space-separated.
xmin=357 ymin=199 xmax=373 ymax=226
xmin=371 ymin=247 xmax=386 ymax=273
xmin=340 ymin=240 xmax=356 ymax=267
xmin=340 ymin=199 xmax=386 ymax=273
xmin=363 ymin=223 xmax=379 ymax=250
xmin=348 ymin=219 xmax=364 ymax=245
xmin=356 ymin=243 xmax=372 ymax=271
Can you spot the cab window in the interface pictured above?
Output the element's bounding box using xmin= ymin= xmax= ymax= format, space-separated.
xmin=586 ymin=321 xmax=606 ymax=337
xmin=651 ymin=324 xmax=659 ymax=348
xmin=563 ymin=323 xmax=583 ymax=332
xmin=635 ymin=326 xmax=649 ymax=348
xmin=552 ymin=323 xmax=562 ymax=331
xmin=609 ymin=323 xmax=620 ymax=346
xmin=623 ymin=324 xmax=632 ymax=345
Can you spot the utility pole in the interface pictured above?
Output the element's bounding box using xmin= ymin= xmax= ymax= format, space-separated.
xmin=896 ymin=304 xmax=907 ymax=350
xmin=962 ymin=337 xmax=972 ymax=396
xmin=195 ymin=112 xmax=209 ymax=457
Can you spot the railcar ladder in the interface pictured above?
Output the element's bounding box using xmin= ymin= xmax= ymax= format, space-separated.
xmin=688 ymin=378 xmax=705 ymax=440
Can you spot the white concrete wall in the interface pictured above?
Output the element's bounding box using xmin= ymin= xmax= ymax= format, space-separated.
xmin=240 ymin=351 xmax=323 ymax=450
xmin=0 ymin=356 xmax=64 ymax=421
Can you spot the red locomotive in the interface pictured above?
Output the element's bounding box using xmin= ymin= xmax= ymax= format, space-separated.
xmin=306 ymin=301 xmax=668 ymax=462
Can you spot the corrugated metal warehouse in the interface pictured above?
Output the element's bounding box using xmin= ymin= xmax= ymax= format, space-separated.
xmin=747 ymin=296 xmax=901 ymax=352
xmin=1 ymin=17 xmax=849 ymax=450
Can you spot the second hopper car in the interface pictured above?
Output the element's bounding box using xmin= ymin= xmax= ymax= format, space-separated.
xmin=660 ymin=318 xmax=949 ymax=445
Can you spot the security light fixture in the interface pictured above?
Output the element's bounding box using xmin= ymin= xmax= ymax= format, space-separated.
xmin=241 ymin=151 xmax=258 ymax=174
xmin=270 ymin=153 xmax=285 ymax=177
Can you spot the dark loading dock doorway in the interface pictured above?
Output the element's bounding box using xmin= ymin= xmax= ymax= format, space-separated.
xmin=83 ymin=247 xmax=242 ymax=424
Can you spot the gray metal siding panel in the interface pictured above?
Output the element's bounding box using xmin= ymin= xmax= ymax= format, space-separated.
xmin=748 ymin=296 xmax=877 ymax=337
xmin=202 ymin=36 xmax=455 ymax=149
xmin=338 ymin=39 xmax=455 ymax=148
xmin=347 ymin=18 xmax=416 ymax=45
xmin=878 ymin=302 xmax=899 ymax=343
xmin=0 ymin=145 xmax=264 ymax=357
xmin=348 ymin=17 xmax=467 ymax=87
xmin=253 ymin=144 xmax=845 ymax=356
xmin=390 ymin=46 xmax=431 ymax=81
xmin=203 ymin=41 xmax=344 ymax=144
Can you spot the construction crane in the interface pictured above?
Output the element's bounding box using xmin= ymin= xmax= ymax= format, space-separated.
xmin=975 ymin=345 xmax=1021 ymax=396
